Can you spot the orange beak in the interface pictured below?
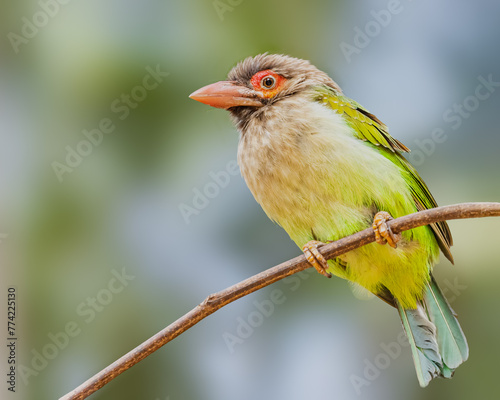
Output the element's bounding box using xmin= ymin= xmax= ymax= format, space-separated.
xmin=189 ymin=81 xmax=263 ymax=109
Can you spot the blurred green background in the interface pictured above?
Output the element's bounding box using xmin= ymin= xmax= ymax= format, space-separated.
xmin=1 ymin=0 xmax=499 ymax=399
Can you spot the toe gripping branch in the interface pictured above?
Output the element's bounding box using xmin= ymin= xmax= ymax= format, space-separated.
xmin=302 ymin=240 xmax=332 ymax=278
xmin=372 ymin=211 xmax=402 ymax=248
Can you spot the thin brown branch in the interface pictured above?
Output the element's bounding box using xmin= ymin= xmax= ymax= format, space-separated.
xmin=60 ymin=202 xmax=500 ymax=400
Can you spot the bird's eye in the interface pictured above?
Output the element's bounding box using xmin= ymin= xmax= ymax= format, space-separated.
xmin=260 ymin=75 xmax=277 ymax=90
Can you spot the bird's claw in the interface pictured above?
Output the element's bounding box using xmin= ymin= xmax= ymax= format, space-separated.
xmin=372 ymin=211 xmax=401 ymax=249
xmin=302 ymin=240 xmax=332 ymax=278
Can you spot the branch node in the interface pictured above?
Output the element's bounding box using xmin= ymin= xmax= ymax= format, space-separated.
xmin=201 ymin=293 xmax=219 ymax=307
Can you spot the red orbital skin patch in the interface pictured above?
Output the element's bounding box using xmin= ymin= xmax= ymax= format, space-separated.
xmin=250 ymin=70 xmax=287 ymax=98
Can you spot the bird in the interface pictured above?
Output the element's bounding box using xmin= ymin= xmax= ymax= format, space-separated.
xmin=189 ymin=53 xmax=468 ymax=387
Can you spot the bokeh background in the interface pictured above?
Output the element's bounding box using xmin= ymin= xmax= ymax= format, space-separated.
xmin=1 ymin=0 xmax=500 ymax=399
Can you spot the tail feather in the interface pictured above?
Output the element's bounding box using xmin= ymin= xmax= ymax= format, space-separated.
xmin=424 ymin=276 xmax=469 ymax=368
xmin=397 ymin=275 xmax=468 ymax=387
xmin=397 ymin=303 xmax=442 ymax=387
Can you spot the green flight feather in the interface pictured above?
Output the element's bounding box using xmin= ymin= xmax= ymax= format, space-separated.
xmin=392 ymin=155 xmax=454 ymax=263
xmin=315 ymin=88 xmax=409 ymax=153
xmin=395 ymin=275 xmax=469 ymax=386
xmin=397 ymin=301 xmax=442 ymax=387
xmin=424 ymin=276 xmax=469 ymax=368
xmin=314 ymin=86 xmax=454 ymax=263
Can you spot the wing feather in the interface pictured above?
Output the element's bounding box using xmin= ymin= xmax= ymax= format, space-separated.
xmin=315 ymin=88 xmax=409 ymax=152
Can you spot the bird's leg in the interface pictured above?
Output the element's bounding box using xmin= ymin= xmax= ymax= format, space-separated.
xmin=372 ymin=211 xmax=401 ymax=248
xmin=302 ymin=240 xmax=332 ymax=278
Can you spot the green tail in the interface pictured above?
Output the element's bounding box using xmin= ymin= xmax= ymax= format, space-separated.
xmin=397 ymin=275 xmax=469 ymax=387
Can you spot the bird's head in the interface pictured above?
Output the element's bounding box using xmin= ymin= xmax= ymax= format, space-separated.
xmin=189 ymin=54 xmax=341 ymax=128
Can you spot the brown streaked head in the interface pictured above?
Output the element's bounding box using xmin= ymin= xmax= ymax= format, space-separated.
xmin=189 ymin=54 xmax=341 ymax=124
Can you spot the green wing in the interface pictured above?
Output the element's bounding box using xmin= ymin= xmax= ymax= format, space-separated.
xmin=392 ymin=154 xmax=454 ymax=263
xmin=315 ymin=88 xmax=409 ymax=153
xmin=315 ymin=87 xmax=454 ymax=262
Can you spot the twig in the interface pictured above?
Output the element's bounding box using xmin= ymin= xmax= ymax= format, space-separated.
xmin=60 ymin=202 xmax=500 ymax=400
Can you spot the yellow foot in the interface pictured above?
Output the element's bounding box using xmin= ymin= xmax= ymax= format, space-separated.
xmin=372 ymin=211 xmax=401 ymax=249
xmin=302 ymin=240 xmax=332 ymax=278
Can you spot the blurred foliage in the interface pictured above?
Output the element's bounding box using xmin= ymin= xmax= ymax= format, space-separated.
xmin=1 ymin=0 xmax=499 ymax=399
